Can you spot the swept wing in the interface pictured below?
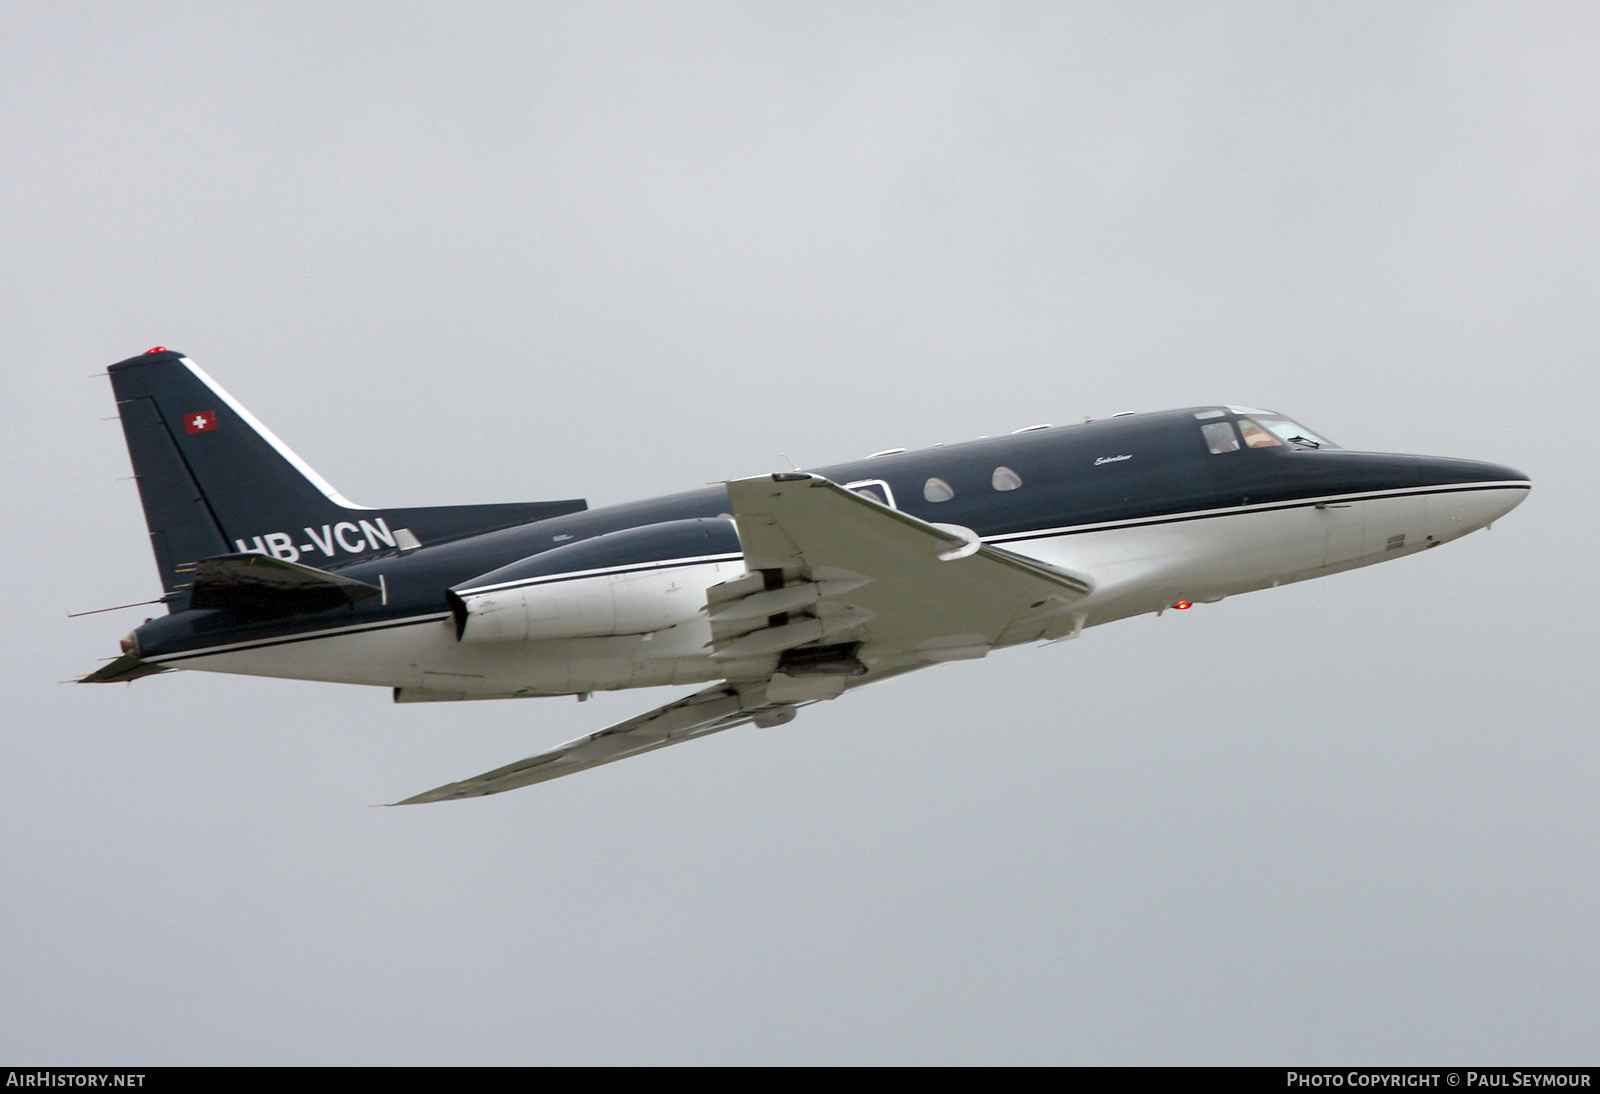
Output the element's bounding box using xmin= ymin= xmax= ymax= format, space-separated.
xmin=395 ymin=473 xmax=1093 ymax=802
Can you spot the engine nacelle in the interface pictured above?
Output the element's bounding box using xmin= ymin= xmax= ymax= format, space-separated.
xmin=456 ymin=568 xmax=711 ymax=642
xmin=450 ymin=518 xmax=743 ymax=644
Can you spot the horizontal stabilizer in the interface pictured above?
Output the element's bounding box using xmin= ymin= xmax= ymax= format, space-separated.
xmin=187 ymin=553 xmax=383 ymax=615
xmin=78 ymin=652 xmax=171 ymax=684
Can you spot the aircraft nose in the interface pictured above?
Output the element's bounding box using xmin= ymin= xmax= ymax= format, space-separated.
xmin=1417 ymin=456 xmax=1530 ymax=539
xmin=1452 ymin=457 xmax=1530 ymax=487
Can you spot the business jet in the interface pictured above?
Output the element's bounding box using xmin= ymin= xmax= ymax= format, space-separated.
xmin=81 ymin=348 xmax=1529 ymax=803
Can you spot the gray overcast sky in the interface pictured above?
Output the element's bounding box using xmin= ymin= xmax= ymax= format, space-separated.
xmin=3 ymin=1 xmax=1595 ymax=1064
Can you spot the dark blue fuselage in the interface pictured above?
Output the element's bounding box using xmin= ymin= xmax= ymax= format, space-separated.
xmin=130 ymin=406 xmax=1526 ymax=661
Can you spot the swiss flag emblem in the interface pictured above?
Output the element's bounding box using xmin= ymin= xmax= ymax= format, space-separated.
xmin=185 ymin=410 xmax=217 ymax=434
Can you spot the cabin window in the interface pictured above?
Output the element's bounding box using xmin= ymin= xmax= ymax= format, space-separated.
xmin=992 ymin=466 xmax=1022 ymax=491
xmin=1201 ymin=422 xmax=1241 ymax=454
xmin=923 ymin=477 xmax=955 ymax=503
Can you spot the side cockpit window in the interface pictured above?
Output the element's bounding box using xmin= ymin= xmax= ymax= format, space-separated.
xmin=1201 ymin=422 xmax=1241 ymax=453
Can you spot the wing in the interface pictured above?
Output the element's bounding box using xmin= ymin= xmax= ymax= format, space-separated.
xmin=395 ymin=472 xmax=1095 ymax=803
xmin=714 ymin=472 xmax=1093 ymax=673
xmin=391 ymin=681 xmax=794 ymax=804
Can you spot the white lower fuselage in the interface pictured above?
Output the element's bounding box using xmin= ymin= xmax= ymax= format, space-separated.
xmin=149 ymin=480 xmax=1527 ymax=700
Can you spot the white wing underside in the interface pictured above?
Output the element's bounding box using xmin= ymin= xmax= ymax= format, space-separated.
xmin=394 ymin=474 xmax=1093 ymax=804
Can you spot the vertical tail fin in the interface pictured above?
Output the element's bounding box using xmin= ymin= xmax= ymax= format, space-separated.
xmin=107 ymin=349 xmax=586 ymax=607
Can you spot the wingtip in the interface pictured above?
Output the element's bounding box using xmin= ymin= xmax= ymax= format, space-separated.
xmin=387 ymin=786 xmax=460 ymax=806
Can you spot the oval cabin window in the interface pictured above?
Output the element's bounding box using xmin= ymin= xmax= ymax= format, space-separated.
xmin=992 ymin=466 xmax=1022 ymax=491
xmin=923 ymin=477 xmax=955 ymax=503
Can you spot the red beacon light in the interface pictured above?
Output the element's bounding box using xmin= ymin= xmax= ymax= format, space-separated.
xmin=1173 ymin=600 xmax=1192 ymax=610
xmin=145 ymin=346 xmax=168 ymax=354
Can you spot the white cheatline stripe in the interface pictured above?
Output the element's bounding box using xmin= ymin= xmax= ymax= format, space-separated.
xmin=144 ymin=611 xmax=454 ymax=664
xmin=457 ymin=552 xmax=744 ymax=596
xmin=148 ymin=481 xmax=1531 ymax=661
xmin=986 ymin=481 xmax=1530 ymax=545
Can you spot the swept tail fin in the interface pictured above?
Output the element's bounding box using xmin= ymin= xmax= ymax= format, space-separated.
xmin=107 ymin=349 xmax=586 ymax=608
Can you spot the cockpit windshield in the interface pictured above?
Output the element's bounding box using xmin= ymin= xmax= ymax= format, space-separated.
xmin=1195 ymin=409 xmax=1338 ymax=453
xmin=1239 ymin=416 xmax=1335 ymax=449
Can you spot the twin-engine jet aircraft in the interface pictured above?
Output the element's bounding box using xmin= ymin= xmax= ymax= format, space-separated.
xmin=82 ymin=349 xmax=1530 ymax=803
